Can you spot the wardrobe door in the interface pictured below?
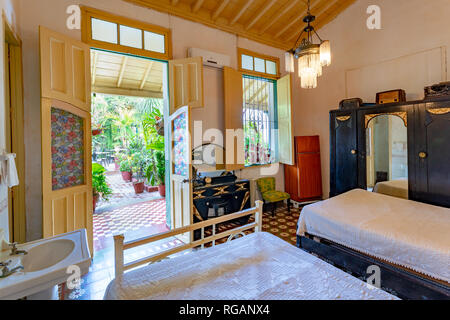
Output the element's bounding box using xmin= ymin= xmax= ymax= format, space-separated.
xmin=330 ymin=111 xmax=358 ymax=197
xmin=413 ymin=101 xmax=450 ymax=207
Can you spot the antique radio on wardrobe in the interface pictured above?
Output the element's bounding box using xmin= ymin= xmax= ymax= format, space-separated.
xmin=424 ymin=81 xmax=450 ymax=100
xmin=376 ymin=89 xmax=406 ymax=104
xmin=339 ymin=98 xmax=363 ymax=110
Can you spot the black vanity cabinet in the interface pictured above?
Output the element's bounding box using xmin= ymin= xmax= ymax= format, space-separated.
xmin=411 ymin=101 xmax=450 ymax=207
xmin=330 ymin=110 xmax=358 ymax=197
xmin=330 ymin=98 xmax=450 ymax=208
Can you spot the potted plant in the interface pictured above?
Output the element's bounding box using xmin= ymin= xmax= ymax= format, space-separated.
xmin=131 ymin=152 xmax=146 ymax=194
xmin=119 ymin=157 xmax=132 ymax=182
xmin=153 ymin=151 xmax=166 ymax=197
xmin=92 ymin=163 xmax=112 ymax=211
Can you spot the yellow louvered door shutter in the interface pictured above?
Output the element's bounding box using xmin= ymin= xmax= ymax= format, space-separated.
xmin=39 ymin=26 xmax=93 ymax=254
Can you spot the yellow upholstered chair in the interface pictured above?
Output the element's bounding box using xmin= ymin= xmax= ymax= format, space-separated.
xmin=256 ymin=177 xmax=291 ymax=217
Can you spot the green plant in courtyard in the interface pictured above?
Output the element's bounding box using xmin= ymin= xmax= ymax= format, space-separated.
xmin=151 ymin=151 xmax=165 ymax=186
xmin=92 ymin=163 xmax=112 ymax=201
xmin=119 ymin=157 xmax=132 ymax=173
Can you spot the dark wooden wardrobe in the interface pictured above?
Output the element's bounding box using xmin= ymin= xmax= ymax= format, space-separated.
xmin=284 ymin=136 xmax=323 ymax=203
xmin=330 ymin=97 xmax=450 ymax=208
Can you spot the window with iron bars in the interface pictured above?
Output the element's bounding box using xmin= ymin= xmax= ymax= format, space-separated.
xmin=242 ymin=75 xmax=278 ymax=167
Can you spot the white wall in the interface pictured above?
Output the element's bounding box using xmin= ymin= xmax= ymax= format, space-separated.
xmin=293 ymin=0 xmax=450 ymax=198
xmin=0 ymin=0 xmax=20 ymax=241
xmin=18 ymin=0 xmax=287 ymax=241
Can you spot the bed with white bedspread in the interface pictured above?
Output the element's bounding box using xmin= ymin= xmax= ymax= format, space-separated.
xmin=297 ymin=189 xmax=450 ymax=284
xmin=104 ymin=232 xmax=396 ymax=300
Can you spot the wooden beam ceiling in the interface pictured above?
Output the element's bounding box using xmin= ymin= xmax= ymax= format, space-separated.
xmin=91 ymin=49 xmax=164 ymax=99
xmin=124 ymin=0 xmax=357 ymax=50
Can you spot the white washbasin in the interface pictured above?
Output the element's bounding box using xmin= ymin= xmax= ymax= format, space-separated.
xmin=0 ymin=229 xmax=91 ymax=300
xmin=22 ymin=239 xmax=75 ymax=272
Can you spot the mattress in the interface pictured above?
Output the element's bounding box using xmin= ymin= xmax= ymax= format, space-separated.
xmin=373 ymin=179 xmax=409 ymax=199
xmin=297 ymin=189 xmax=450 ymax=283
xmin=104 ymin=232 xmax=396 ymax=300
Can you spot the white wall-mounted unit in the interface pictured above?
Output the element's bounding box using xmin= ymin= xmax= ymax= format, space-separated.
xmin=188 ymin=48 xmax=231 ymax=69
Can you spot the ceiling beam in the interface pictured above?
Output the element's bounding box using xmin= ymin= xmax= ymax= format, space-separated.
xmin=192 ymin=0 xmax=205 ymax=13
xmin=230 ymin=0 xmax=256 ymax=26
xmin=91 ymin=51 xmax=99 ymax=86
xmin=286 ymin=0 xmax=337 ymax=42
xmin=245 ymin=0 xmax=278 ymax=31
xmin=140 ymin=61 xmax=154 ymax=90
xmin=92 ymin=86 xmax=163 ymax=99
xmin=212 ymin=0 xmax=230 ymax=21
xmin=275 ymin=0 xmax=326 ymax=39
xmin=117 ymin=56 xmax=128 ymax=88
xmin=259 ymin=0 xmax=300 ymax=35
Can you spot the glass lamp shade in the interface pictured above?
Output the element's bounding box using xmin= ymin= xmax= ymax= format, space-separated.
xmin=285 ymin=52 xmax=295 ymax=73
xmin=320 ymin=40 xmax=331 ymax=67
xmin=298 ymin=53 xmax=320 ymax=89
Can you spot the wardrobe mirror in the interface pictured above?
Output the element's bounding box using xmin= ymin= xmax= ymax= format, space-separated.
xmin=366 ymin=114 xmax=408 ymax=196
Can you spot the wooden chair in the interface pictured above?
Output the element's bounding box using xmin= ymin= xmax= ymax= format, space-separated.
xmin=256 ymin=177 xmax=291 ymax=217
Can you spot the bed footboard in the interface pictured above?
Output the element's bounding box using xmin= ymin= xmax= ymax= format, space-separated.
xmin=113 ymin=201 xmax=264 ymax=280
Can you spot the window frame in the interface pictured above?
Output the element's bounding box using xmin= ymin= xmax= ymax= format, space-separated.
xmin=242 ymin=74 xmax=279 ymax=168
xmin=237 ymin=48 xmax=280 ymax=80
xmin=81 ymin=6 xmax=172 ymax=61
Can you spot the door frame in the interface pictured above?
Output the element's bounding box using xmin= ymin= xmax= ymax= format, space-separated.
xmin=3 ymin=14 xmax=26 ymax=243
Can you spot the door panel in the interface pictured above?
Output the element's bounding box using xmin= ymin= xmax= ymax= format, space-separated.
xmin=169 ymin=57 xmax=203 ymax=113
xmin=223 ymin=67 xmax=245 ymax=171
xmin=40 ymin=25 xmax=92 ymax=253
xmin=297 ymin=153 xmax=323 ymax=200
xmin=330 ymin=112 xmax=358 ymax=197
xmin=40 ymin=26 xmax=91 ymax=112
xmin=170 ymin=106 xmax=193 ymax=243
xmin=413 ymin=102 xmax=450 ymax=207
xmin=277 ymin=74 xmax=294 ymax=165
xmin=41 ymin=99 xmax=93 ymax=251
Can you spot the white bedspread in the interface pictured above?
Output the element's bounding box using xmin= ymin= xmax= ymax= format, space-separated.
xmin=298 ymin=189 xmax=450 ymax=283
xmin=104 ymin=232 xmax=396 ymax=300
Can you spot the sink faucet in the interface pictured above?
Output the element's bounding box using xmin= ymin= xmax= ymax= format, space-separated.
xmin=9 ymin=243 xmax=27 ymax=256
xmin=0 ymin=260 xmax=24 ymax=278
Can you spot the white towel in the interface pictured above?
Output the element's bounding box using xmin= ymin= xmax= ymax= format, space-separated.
xmin=4 ymin=154 xmax=19 ymax=188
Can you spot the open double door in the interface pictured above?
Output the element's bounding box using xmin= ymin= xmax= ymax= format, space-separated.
xmin=39 ymin=27 xmax=202 ymax=251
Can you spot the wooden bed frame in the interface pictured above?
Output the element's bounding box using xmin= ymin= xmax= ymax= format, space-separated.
xmin=113 ymin=201 xmax=264 ymax=280
xmin=297 ymin=233 xmax=450 ymax=300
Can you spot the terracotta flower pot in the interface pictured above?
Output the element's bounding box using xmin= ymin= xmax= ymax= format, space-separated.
xmin=158 ymin=185 xmax=166 ymax=197
xmin=121 ymin=171 xmax=132 ymax=182
xmin=93 ymin=194 xmax=100 ymax=212
xmin=133 ymin=181 xmax=145 ymax=194
xmin=92 ymin=129 xmax=103 ymax=136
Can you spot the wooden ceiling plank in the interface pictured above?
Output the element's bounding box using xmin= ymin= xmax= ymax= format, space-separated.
xmin=140 ymin=61 xmax=154 ymax=89
xmin=192 ymin=0 xmax=205 ymax=13
xmin=259 ymin=0 xmax=300 ymax=35
xmin=286 ymin=0 xmax=337 ymax=42
xmin=212 ymin=0 xmax=231 ymax=20
xmin=171 ymin=0 xmax=180 ymax=6
xmin=245 ymin=0 xmax=278 ymax=31
xmin=230 ymin=0 xmax=257 ymax=26
xmin=117 ymin=56 xmax=129 ymax=88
